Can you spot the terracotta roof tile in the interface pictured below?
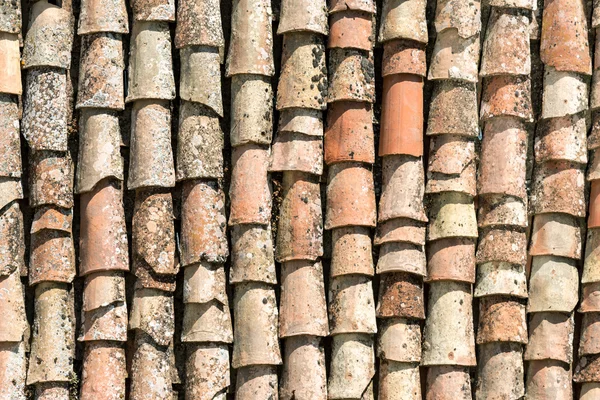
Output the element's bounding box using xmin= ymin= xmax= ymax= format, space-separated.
xmin=529 ymin=213 xmax=583 ymax=259
xmin=328 ymin=11 xmax=373 ymax=51
xmin=78 ymin=0 xmax=128 ymax=34
xmin=230 ymin=76 xmax=274 ymax=146
xmin=376 ymin=272 xmax=425 ymax=319
xmin=579 ymin=313 xmax=600 ymax=355
xmin=527 ymin=255 xmax=579 ymax=313
xmin=0 ymin=342 xmax=27 ymax=397
xmin=175 ymin=0 xmax=222 ymax=48
xmin=80 ymin=301 xmax=128 ymax=341
xmin=280 ymin=260 xmax=328 ymax=337
xmin=0 ymin=178 xmax=23 ymax=211
xmin=328 ymin=274 xmax=377 ymax=334
xmin=129 ymin=288 xmax=175 ymax=346
xmin=526 ymin=360 xmax=573 ymax=399
xmin=185 ymin=344 xmax=230 ymax=399
xmin=589 ymin=181 xmax=600 ymax=228
xmin=426 ymin=192 xmax=478 ymax=241
xmin=278 ymin=0 xmax=328 ymax=35
xmin=426 ymin=238 xmax=476 ymax=283
xmin=379 ymin=0 xmax=427 ymax=44
xmin=232 ymin=283 xmax=281 ymax=367
xmin=477 ymin=194 xmax=528 ymax=228
xmin=29 ymin=229 xmax=76 ymax=285
xmin=327 ymin=334 xmax=375 ymax=399
xmin=434 ymin=0 xmax=481 ymax=38
xmin=0 ymin=95 xmax=22 ymax=178
xmin=381 ymin=40 xmax=427 ymax=77
xmin=474 ymin=261 xmax=528 ymax=298
xmin=584 ymin=229 xmax=600 ymax=284
xmin=330 ymin=226 xmax=374 ymax=277
xmin=0 ymin=34 xmax=21 ymax=95
xmin=328 ymin=0 xmax=375 ymax=14
xmin=525 ymin=312 xmax=574 ymax=364
xmin=271 ymin=131 xmax=324 ymax=174
xmin=580 ymin=282 xmax=600 ymax=312
xmin=181 ymin=300 xmax=233 ymax=343
xmin=377 ymin=242 xmax=426 ymax=276
xmin=82 ymin=272 xmax=125 ymax=311
xmin=0 ymin=0 xmax=21 ymax=34
xmin=426 ymin=366 xmax=472 ymax=399
xmin=540 ymin=0 xmax=592 ymax=75
xmin=576 ymin=354 xmax=600 ymax=382
xmin=476 ymin=342 xmax=525 ymax=399
xmin=327 ymin=48 xmax=375 ymax=103
xmin=80 ymin=344 xmax=126 ymax=399
xmin=0 ymin=271 xmax=28 ymax=342
xmin=235 ymin=366 xmax=279 ymax=399
xmin=477 ymin=296 xmax=527 ymax=344
xmin=534 ymin=113 xmax=587 ymax=164
xmin=131 ymin=0 xmax=175 ymax=22
xmin=278 ymin=108 xmax=323 ymax=137
xmin=0 ymin=202 xmax=25 ymax=277
xmin=325 ymin=101 xmax=375 ymax=164
xmin=377 ymin=319 xmax=421 ymax=362
xmin=180 ymin=47 xmax=223 ymax=116
xmin=182 ymin=262 xmax=226 ymax=304
xmin=428 ymin=29 xmax=480 ymax=82
xmin=129 ymin=332 xmax=173 ymax=399
xmin=480 ymin=75 xmax=533 ymax=122
xmin=426 ymin=80 xmax=479 ymax=137
xmin=531 ymin=161 xmax=586 ymax=217
xmin=230 ymin=224 xmax=277 ymax=285
xmin=541 ymin=67 xmax=589 ymax=119
xmin=374 ymin=217 xmax=426 ymax=246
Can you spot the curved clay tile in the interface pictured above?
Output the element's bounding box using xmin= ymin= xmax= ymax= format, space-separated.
xmin=327 ymin=48 xmax=375 ymax=103
xmin=132 ymin=258 xmax=177 ymax=292
xmin=476 ymin=343 xmax=525 ymax=399
xmin=26 ymin=283 xmax=74 ymax=385
xmin=128 ymin=100 xmax=175 ymax=189
xmin=489 ymin=0 xmax=535 ymax=8
xmin=80 ymin=344 xmax=126 ymax=400
xmin=79 ymin=302 xmax=128 ymax=341
xmin=276 ymin=172 xmax=323 ymax=262
xmin=29 ymin=230 xmax=76 ymax=285
xmin=78 ymin=0 xmax=128 ymax=34
xmin=0 ymin=95 xmax=22 ymax=178
xmin=478 ymin=194 xmax=528 ymax=228
xmin=534 ymin=113 xmax=587 ymax=164
xmin=428 ymin=135 xmax=475 ymax=175
xmin=0 ymin=202 xmax=25 ymax=276
xmin=328 ymin=11 xmax=373 ymax=51
xmin=426 ymin=238 xmax=476 ymax=283
xmin=185 ymin=344 xmax=230 ymax=399
xmin=381 ymin=40 xmax=427 ymax=77
xmin=426 ymin=162 xmax=477 ymax=196
xmin=377 ymin=242 xmax=426 ymax=276
xmin=180 ymin=180 xmax=228 ymax=264
xmin=0 ymin=34 xmax=21 ymax=95
xmin=529 ymin=213 xmax=582 ymax=259
xmin=0 ymin=0 xmax=21 ymax=34
xmin=374 ymin=218 xmax=426 ymax=246
xmin=476 ymin=228 xmax=527 ymax=266
xmin=132 ymin=188 xmax=178 ymax=273
xmin=129 ymin=332 xmax=173 ymax=400
xmin=76 ymin=110 xmax=123 ymax=194
xmin=525 ymin=312 xmax=574 ymax=363
xmin=129 ymin=289 xmax=174 ymax=346
xmin=82 ymin=272 xmax=125 ymax=311
xmin=434 ymin=0 xmax=481 ymax=38
xmin=540 ymin=0 xmax=592 ymax=75
xmin=584 ymin=229 xmax=600 ymax=283
xmin=379 ymin=74 xmax=423 ymax=157
xmin=279 ymin=108 xmax=323 ymax=137
xmin=279 ymin=260 xmax=328 ymax=337
xmin=270 ymin=132 xmax=324 ymax=175
xmin=175 ymin=0 xmax=222 ymax=49
xmin=378 ymin=155 xmax=427 ymax=223
xmin=31 ymin=206 xmax=71 ymax=234
xmin=327 ymin=334 xmax=375 ymax=399
xmin=325 ymin=101 xmax=375 ymax=164
xmin=426 ymin=366 xmax=472 ymax=400
xmin=428 ymin=29 xmax=480 ymax=83
xmin=176 ymin=101 xmax=224 ymax=180
xmin=131 ymin=0 xmax=175 ymax=22
xmin=230 ymin=75 xmax=273 ymax=146
xmin=422 ymin=281 xmax=476 ymax=366
xmin=480 ymin=9 xmax=531 ymax=77
xmin=531 ymin=161 xmax=586 ymax=217
xmin=235 ymin=366 xmax=278 ymax=400
xmin=474 ymin=262 xmax=528 ymax=298
xmin=582 ymin=383 xmax=600 ymax=400
xmin=22 ymin=68 xmax=69 ymax=152
xmin=330 ymin=226 xmax=374 ymax=277
xmin=541 ymin=67 xmax=589 ymax=119
xmin=379 ymin=0 xmax=427 ymax=44
xmin=426 ymin=192 xmax=478 ymax=241
xmin=232 ymin=282 xmax=282 ymax=368
xmin=426 ymin=80 xmax=479 ymax=137
xmin=526 ymin=360 xmax=572 ymax=399
xmin=229 ymin=145 xmax=272 ymax=225
xmin=379 ymin=361 xmax=421 ymax=399
xmin=377 ymin=319 xmax=421 ymax=362
xmin=230 ymin=224 xmax=277 ymax=284
xmin=277 ymin=0 xmax=328 ymax=35
xmin=277 ymin=33 xmax=327 ymax=110
xmin=22 ymin=1 xmax=73 ymax=69
xmin=579 ymin=313 xmax=600 ymax=355
xmin=480 ymin=75 xmax=533 ymax=122
xmin=79 ymin=180 xmax=128 ymax=275
xmin=328 ymin=275 xmax=377 ymax=334
xmin=478 ymin=116 xmax=527 ymax=199
xmin=76 ymin=33 xmax=125 ymax=110
xmin=183 ymin=262 xmax=227 ymax=304
xmin=180 ymin=47 xmax=223 ymax=116
xmin=29 ymin=151 xmax=73 ymax=208
xmin=0 ymin=178 xmax=23 ymax=211
xmin=527 ymin=256 xmax=579 ymax=313
xmin=329 ymin=0 xmax=375 ymax=13
xmin=0 ymin=342 xmax=27 ymax=399
xmin=0 ymin=271 xmax=28 ymax=342
xmin=476 ymin=296 xmax=527 ymax=344
xmin=589 ymin=150 xmax=600 ymax=181
xmin=181 ymin=301 xmax=233 ymax=343
xmin=280 ymin=336 xmax=327 ymax=400
xmin=126 ymin=22 xmax=175 ymax=102
xmin=590 ymin=182 xmax=600 ymax=229
xmin=226 ymin=0 xmax=273 ymax=76
xmin=325 ymin=162 xmax=377 ymax=229
xmin=376 ymin=272 xmax=425 ymax=319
